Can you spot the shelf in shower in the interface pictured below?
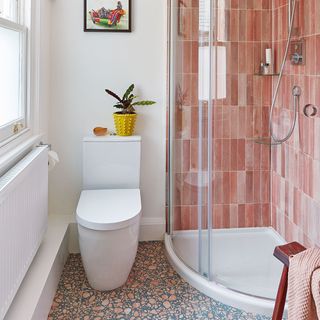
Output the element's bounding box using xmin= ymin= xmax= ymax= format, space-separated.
xmin=252 ymin=137 xmax=282 ymax=145
xmin=254 ymin=73 xmax=280 ymax=76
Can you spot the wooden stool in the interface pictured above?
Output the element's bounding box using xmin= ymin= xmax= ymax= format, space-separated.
xmin=272 ymin=242 xmax=306 ymax=320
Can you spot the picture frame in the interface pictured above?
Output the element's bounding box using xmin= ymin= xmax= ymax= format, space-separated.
xmin=84 ymin=0 xmax=131 ymax=32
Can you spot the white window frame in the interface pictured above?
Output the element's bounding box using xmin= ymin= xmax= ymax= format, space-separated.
xmin=0 ymin=0 xmax=44 ymax=174
xmin=0 ymin=0 xmax=36 ymax=150
xmin=0 ymin=16 xmax=28 ymax=143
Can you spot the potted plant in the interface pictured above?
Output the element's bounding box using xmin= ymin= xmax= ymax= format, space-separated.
xmin=105 ymin=84 xmax=156 ymax=136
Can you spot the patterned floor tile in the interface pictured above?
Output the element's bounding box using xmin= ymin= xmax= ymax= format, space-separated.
xmin=48 ymin=242 xmax=272 ymax=320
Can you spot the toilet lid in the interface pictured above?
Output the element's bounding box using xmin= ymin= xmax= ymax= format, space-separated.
xmin=76 ymin=189 xmax=141 ymax=231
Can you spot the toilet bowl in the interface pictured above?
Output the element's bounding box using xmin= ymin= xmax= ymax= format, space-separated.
xmin=76 ymin=189 xmax=141 ymax=291
xmin=76 ymin=136 xmax=142 ymax=291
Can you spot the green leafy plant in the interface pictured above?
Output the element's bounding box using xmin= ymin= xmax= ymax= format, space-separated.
xmin=105 ymin=84 xmax=156 ymax=114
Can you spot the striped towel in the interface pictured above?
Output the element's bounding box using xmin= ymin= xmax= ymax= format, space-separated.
xmin=288 ymin=247 xmax=320 ymax=320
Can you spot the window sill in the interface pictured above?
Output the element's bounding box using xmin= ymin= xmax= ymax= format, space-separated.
xmin=0 ymin=133 xmax=43 ymax=177
xmin=0 ymin=128 xmax=31 ymax=149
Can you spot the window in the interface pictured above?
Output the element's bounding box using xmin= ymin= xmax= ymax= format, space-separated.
xmin=0 ymin=0 xmax=27 ymax=143
xmin=0 ymin=0 xmax=18 ymax=22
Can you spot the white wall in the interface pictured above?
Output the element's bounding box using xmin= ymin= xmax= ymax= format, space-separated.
xmin=48 ymin=0 xmax=167 ymax=238
xmin=37 ymin=0 xmax=51 ymax=139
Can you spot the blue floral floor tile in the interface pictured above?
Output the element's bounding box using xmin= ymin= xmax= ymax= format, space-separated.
xmin=48 ymin=242 xmax=272 ymax=320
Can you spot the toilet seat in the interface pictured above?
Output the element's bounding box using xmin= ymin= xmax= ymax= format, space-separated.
xmin=76 ymin=189 xmax=141 ymax=231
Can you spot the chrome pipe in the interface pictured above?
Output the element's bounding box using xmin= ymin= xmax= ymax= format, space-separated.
xmin=288 ymin=0 xmax=292 ymax=33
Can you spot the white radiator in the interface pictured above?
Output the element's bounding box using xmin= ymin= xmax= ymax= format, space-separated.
xmin=0 ymin=147 xmax=48 ymax=320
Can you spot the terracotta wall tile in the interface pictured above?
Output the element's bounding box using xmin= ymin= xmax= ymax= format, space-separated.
xmin=229 ymin=204 xmax=239 ymax=227
xmin=238 ymin=204 xmax=246 ymax=227
xmin=271 ymin=0 xmax=320 ymax=247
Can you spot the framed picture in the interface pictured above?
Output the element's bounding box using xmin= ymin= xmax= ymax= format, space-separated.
xmin=84 ymin=0 xmax=131 ymax=32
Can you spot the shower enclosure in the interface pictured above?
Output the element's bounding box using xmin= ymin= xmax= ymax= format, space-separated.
xmin=165 ymin=0 xmax=293 ymax=316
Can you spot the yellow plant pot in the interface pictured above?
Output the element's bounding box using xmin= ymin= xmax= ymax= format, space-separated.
xmin=113 ymin=113 xmax=137 ymax=136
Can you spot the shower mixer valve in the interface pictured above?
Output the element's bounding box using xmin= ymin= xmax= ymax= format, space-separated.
xmin=291 ymin=52 xmax=303 ymax=65
xmin=290 ymin=40 xmax=305 ymax=65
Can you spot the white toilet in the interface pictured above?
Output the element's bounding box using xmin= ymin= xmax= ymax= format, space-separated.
xmin=76 ymin=135 xmax=142 ymax=291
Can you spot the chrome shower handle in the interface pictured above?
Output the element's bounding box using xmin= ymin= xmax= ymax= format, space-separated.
xmin=303 ymin=104 xmax=317 ymax=118
xmin=291 ymin=52 xmax=303 ymax=65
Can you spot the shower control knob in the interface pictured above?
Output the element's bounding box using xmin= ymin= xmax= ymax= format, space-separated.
xmin=291 ymin=52 xmax=303 ymax=65
xmin=303 ymin=104 xmax=317 ymax=118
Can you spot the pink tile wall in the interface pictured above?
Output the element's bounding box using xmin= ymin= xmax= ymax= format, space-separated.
xmin=171 ymin=0 xmax=202 ymax=231
xmin=271 ymin=0 xmax=320 ymax=247
xmin=171 ymin=0 xmax=273 ymax=231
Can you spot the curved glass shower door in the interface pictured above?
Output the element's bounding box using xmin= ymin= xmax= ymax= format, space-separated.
xmin=168 ymin=0 xmax=280 ymax=301
xmin=168 ymin=0 xmax=214 ymax=278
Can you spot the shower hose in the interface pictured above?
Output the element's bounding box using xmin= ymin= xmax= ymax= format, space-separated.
xmin=269 ymin=0 xmax=300 ymax=144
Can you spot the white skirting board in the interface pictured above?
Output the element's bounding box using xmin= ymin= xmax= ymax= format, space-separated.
xmin=139 ymin=217 xmax=166 ymax=241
